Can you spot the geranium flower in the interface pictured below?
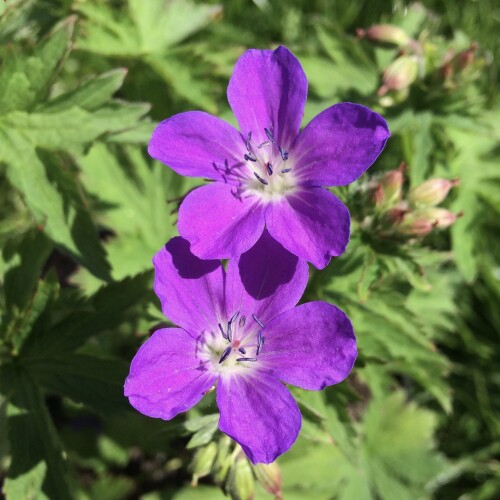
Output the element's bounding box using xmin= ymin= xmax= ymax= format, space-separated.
xmin=149 ymin=46 xmax=390 ymax=269
xmin=124 ymin=230 xmax=357 ymax=463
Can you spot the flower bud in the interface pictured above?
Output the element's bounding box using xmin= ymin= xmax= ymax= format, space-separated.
xmin=378 ymin=55 xmax=419 ymax=96
xmin=227 ymin=457 xmax=255 ymax=500
xmin=190 ymin=442 xmax=218 ymax=486
xmin=253 ymin=462 xmax=282 ymax=499
xmin=409 ymin=178 xmax=460 ymax=208
xmin=398 ymin=208 xmax=460 ymax=236
xmin=356 ymin=24 xmax=411 ymax=47
xmin=372 ymin=164 xmax=405 ymax=209
xmin=456 ymin=42 xmax=478 ymax=71
xmin=212 ymin=436 xmax=233 ymax=486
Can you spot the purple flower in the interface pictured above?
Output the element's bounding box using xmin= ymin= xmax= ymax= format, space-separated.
xmin=124 ymin=230 xmax=357 ymax=463
xmin=149 ymin=46 xmax=390 ymax=269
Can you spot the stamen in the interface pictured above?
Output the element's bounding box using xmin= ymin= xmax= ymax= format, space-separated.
xmin=238 ymin=347 xmax=247 ymax=354
xmin=279 ymin=146 xmax=289 ymax=161
xmin=227 ymin=322 xmax=232 ymax=342
xmin=246 ymin=131 xmax=252 ymax=151
xmin=252 ymin=314 xmax=264 ymax=328
xmin=257 ymin=331 xmax=264 ymax=355
xmin=219 ymin=346 xmax=232 ymax=364
xmin=239 ymin=315 xmax=246 ymax=327
xmin=258 ymin=141 xmax=270 ymax=149
xmin=266 ymin=162 xmax=273 ymax=176
xmin=236 ymin=357 xmax=257 ymax=362
xmin=245 ymin=153 xmax=257 ymax=162
xmin=218 ymin=323 xmax=228 ymax=340
xmin=281 ymin=168 xmax=292 ymax=174
xmin=264 ymin=127 xmax=275 ymax=144
xmin=229 ymin=311 xmax=240 ymax=324
xmin=254 ymin=173 xmax=268 ymax=185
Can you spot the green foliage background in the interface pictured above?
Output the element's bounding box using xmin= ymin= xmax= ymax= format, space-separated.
xmin=0 ymin=0 xmax=499 ymax=498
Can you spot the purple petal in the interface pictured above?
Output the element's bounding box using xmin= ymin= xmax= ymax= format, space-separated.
xmin=266 ymin=187 xmax=350 ymax=269
xmin=178 ymin=183 xmax=266 ymax=260
xmin=148 ymin=111 xmax=246 ymax=184
xmin=153 ymin=237 xmax=226 ymax=335
xmin=125 ymin=328 xmax=216 ymax=420
xmin=292 ymin=103 xmax=390 ymax=186
xmin=217 ymin=372 xmax=301 ymax=464
xmin=227 ymin=46 xmax=307 ymax=149
xmin=259 ymin=302 xmax=357 ymax=390
xmin=226 ymin=229 xmax=308 ymax=325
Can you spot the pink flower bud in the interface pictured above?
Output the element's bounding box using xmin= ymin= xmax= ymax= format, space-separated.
xmin=253 ymin=462 xmax=283 ymax=499
xmin=378 ymin=55 xmax=419 ymax=96
xmin=409 ymin=178 xmax=460 ymax=207
xmin=398 ymin=208 xmax=461 ymax=236
xmin=372 ymin=164 xmax=405 ymax=208
xmin=356 ymin=24 xmax=411 ymax=47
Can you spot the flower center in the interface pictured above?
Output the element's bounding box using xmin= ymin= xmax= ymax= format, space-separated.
xmin=241 ymin=128 xmax=297 ymax=202
xmin=198 ymin=311 xmax=266 ymax=375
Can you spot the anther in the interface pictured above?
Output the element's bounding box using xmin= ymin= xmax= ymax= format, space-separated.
xmin=266 ymin=162 xmax=273 ymax=176
xmin=281 ymin=168 xmax=292 ymax=174
xmin=264 ymin=127 xmax=275 ymax=143
xmin=252 ymin=314 xmax=264 ymax=328
xmin=238 ymin=347 xmax=247 ymax=354
xmin=257 ymin=331 xmax=264 ymax=355
xmin=279 ymin=146 xmax=289 ymax=161
xmin=229 ymin=311 xmax=239 ymax=324
xmin=239 ymin=315 xmax=246 ymax=327
xmin=254 ymin=173 xmax=268 ymax=185
xmin=218 ymin=323 xmax=228 ymax=340
xmin=227 ymin=322 xmax=232 ymax=342
xmin=236 ymin=357 xmax=257 ymax=362
xmin=258 ymin=141 xmax=270 ymax=149
xmin=246 ymin=131 xmax=252 ymax=151
xmin=219 ymin=346 xmax=232 ymax=364
xmin=245 ymin=153 xmax=257 ymax=162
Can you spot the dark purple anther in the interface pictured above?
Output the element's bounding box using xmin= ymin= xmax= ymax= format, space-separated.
xmin=219 ymin=346 xmax=232 ymax=364
xmin=257 ymin=331 xmax=264 ymax=355
xmin=246 ymin=131 xmax=252 ymax=151
xmin=279 ymin=146 xmax=289 ymax=161
xmin=264 ymin=127 xmax=275 ymax=143
xmin=252 ymin=314 xmax=264 ymax=328
xmin=266 ymin=163 xmax=273 ymax=176
xmin=258 ymin=141 xmax=270 ymax=149
xmin=218 ymin=323 xmax=228 ymax=340
xmin=227 ymin=322 xmax=232 ymax=342
xmin=254 ymin=173 xmax=269 ymax=185
xmin=245 ymin=153 xmax=257 ymax=162
xmin=239 ymin=315 xmax=246 ymax=327
xmin=238 ymin=347 xmax=247 ymax=354
xmin=229 ymin=311 xmax=240 ymax=324
xmin=236 ymin=357 xmax=258 ymax=362
xmin=281 ymin=168 xmax=292 ymax=173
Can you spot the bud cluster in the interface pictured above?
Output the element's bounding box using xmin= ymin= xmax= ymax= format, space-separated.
xmin=189 ymin=436 xmax=283 ymax=499
xmin=358 ymin=164 xmax=461 ymax=239
xmin=357 ymin=6 xmax=485 ymax=109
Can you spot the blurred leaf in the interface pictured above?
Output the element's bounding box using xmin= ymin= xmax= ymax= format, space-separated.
xmin=2 ymin=368 xmax=72 ymax=499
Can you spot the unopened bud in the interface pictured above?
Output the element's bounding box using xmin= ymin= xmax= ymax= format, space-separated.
xmin=190 ymin=442 xmax=218 ymax=486
xmin=372 ymin=164 xmax=405 ymax=208
xmin=212 ymin=436 xmax=233 ymax=486
xmin=378 ymin=55 xmax=419 ymax=96
xmin=227 ymin=457 xmax=255 ymax=500
xmin=356 ymin=24 xmax=411 ymax=47
xmin=398 ymin=208 xmax=460 ymax=236
xmin=409 ymin=178 xmax=460 ymax=207
xmin=456 ymin=42 xmax=478 ymax=71
xmin=253 ymin=462 xmax=282 ymax=499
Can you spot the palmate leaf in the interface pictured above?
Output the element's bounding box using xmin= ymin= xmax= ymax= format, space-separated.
xmin=280 ymin=392 xmax=445 ymax=500
xmin=75 ymin=0 xmax=221 ymax=112
xmin=0 ymin=19 xmax=151 ymax=280
xmin=74 ymin=143 xmax=200 ymax=290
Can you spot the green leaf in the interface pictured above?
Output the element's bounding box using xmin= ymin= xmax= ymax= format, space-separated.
xmin=28 ymin=354 xmax=129 ymax=415
xmin=2 ymin=367 xmax=72 ymax=499
xmin=0 ymin=16 xmax=75 ymax=114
